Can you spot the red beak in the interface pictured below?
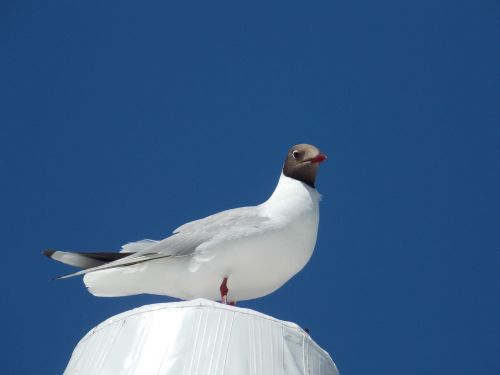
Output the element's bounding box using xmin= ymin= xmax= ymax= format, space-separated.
xmin=307 ymin=153 xmax=327 ymax=164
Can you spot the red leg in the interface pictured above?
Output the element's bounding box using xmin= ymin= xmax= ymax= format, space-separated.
xmin=220 ymin=277 xmax=229 ymax=304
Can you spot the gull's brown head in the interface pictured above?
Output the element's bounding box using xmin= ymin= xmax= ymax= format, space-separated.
xmin=282 ymin=144 xmax=327 ymax=188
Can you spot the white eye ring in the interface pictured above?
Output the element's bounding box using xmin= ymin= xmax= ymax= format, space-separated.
xmin=292 ymin=150 xmax=300 ymax=159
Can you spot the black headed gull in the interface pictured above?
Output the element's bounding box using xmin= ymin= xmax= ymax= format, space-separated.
xmin=44 ymin=144 xmax=327 ymax=304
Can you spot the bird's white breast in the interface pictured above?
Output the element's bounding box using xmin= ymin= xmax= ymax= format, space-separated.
xmin=196 ymin=174 xmax=321 ymax=301
xmin=257 ymin=173 xmax=321 ymax=273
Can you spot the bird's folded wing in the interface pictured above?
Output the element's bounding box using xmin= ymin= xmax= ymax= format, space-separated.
xmin=117 ymin=206 xmax=267 ymax=258
xmin=59 ymin=206 xmax=267 ymax=278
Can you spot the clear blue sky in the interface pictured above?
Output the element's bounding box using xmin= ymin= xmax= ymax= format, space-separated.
xmin=1 ymin=1 xmax=499 ymax=374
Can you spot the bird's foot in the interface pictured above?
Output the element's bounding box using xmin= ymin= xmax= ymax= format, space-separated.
xmin=220 ymin=277 xmax=229 ymax=304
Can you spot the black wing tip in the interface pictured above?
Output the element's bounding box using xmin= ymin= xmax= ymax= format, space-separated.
xmin=43 ymin=249 xmax=56 ymax=258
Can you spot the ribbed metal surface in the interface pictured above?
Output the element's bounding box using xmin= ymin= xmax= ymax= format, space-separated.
xmin=64 ymin=299 xmax=339 ymax=375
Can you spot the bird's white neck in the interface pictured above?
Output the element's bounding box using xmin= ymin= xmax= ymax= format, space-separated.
xmin=260 ymin=173 xmax=321 ymax=217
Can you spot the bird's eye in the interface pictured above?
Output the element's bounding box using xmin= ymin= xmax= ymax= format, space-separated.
xmin=292 ymin=150 xmax=300 ymax=159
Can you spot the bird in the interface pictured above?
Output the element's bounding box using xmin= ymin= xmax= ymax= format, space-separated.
xmin=44 ymin=144 xmax=327 ymax=304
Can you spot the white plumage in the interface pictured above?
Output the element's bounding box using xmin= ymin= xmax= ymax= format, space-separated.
xmin=83 ymin=174 xmax=320 ymax=301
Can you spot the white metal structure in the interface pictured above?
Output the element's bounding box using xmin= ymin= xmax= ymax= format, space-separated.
xmin=64 ymin=299 xmax=339 ymax=375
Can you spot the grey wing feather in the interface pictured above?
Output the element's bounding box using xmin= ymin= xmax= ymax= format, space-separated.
xmin=142 ymin=206 xmax=267 ymax=257
xmin=173 ymin=207 xmax=264 ymax=235
xmin=120 ymin=239 xmax=158 ymax=253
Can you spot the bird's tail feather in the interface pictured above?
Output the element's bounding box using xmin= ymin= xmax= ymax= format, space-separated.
xmin=43 ymin=250 xmax=133 ymax=269
xmin=43 ymin=250 xmax=171 ymax=279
